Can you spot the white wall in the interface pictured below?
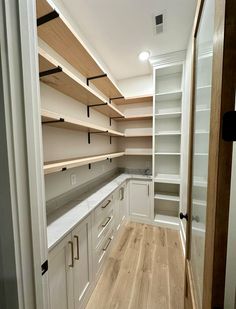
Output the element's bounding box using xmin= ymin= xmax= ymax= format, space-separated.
xmin=117 ymin=74 xmax=153 ymax=98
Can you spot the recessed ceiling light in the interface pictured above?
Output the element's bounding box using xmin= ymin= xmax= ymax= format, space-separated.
xmin=138 ymin=51 xmax=150 ymax=61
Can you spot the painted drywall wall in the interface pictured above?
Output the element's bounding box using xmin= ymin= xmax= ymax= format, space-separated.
xmin=41 ymin=82 xmax=119 ymax=201
xmin=117 ymin=74 xmax=153 ymax=98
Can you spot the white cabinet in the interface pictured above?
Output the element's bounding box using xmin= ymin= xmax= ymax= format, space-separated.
xmin=48 ymin=234 xmax=73 ymax=309
xmin=115 ymin=184 xmax=127 ymax=231
xmin=72 ymin=216 xmax=93 ymax=309
xmin=48 ymin=215 xmax=92 ymax=309
xmin=129 ymin=180 xmax=151 ymax=220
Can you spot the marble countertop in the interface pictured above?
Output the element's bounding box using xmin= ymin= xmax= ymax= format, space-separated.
xmin=47 ymin=173 xmax=152 ymax=250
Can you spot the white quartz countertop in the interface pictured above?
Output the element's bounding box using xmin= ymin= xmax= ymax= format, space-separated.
xmin=47 ymin=173 xmax=152 ymax=250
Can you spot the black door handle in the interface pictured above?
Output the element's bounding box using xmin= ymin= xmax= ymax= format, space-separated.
xmin=179 ymin=212 xmax=188 ymax=221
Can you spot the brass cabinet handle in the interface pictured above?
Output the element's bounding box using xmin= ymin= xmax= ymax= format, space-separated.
xmin=102 ymin=216 xmax=112 ymax=228
xmin=103 ymin=237 xmax=112 ymax=251
xmin=74 ymin=235 xmax=80 ymax=260
xmin=68 ymin=241 xmax=74 ymax=268
xmin=102 ymin=199 xmax=111 ymax=209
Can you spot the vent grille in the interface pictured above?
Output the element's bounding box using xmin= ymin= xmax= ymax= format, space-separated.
xmin=155 ymin=14 xmax=164 ymax=34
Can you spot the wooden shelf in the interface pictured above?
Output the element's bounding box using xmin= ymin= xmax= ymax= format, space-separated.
xmin=44 ymin=152 xmax=125 ymax=175
xmin=117 ymin=114 xmax=152 ymax=121
xmin=36 ymin=0 xmax=122 ymax=99
xmin=154 ymin=193 xmax=180 ymax=202
xmin=39 ymin=53 xmax=124 ymax=119
xmin=154 ymin=174 xmax=181 ymax=184
xmin=114 ymin=95 xmax=153 ymax=105
xmin=125 ymin=133 xmax=152 ymax=137
xmin=41 ymin=109 xmax=124 ymax=137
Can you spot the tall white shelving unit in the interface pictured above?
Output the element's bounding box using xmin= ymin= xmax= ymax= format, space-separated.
xmin=153 ymin=62 xmax=184 ymax=227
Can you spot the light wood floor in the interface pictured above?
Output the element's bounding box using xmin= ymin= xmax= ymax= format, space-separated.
xmin=86 ymin=222 xmax=185 ymax=309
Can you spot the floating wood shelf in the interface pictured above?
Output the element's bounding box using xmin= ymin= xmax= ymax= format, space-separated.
xmin=125 ymin=133 xmax=153 ymax=137
xmin=41 ymin=109 xmax=124 ymax=137
xmin=36 ymin=0 xmax=122 ymax=99
xmin=39 ymin=53 xmax=124 ymax=119
xmin=44 ymin=152 xmax=125 ymax=175
xmin=117 ymin=114 xmax=152 ymax=121
xmin=125 ymin=151 xmax=152 ymax=156
xmin=114 ymin=95 xmax=153 ymax=105
xmin=155 ymin=131 xmax=181 ymax=136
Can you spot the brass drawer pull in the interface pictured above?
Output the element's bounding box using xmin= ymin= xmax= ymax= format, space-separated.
xmin=74 ymin=235 xmax=80 ymax=260
xmin=68 ymin=241 xmax=74 ymax=268
xmin=102 ymin=216 xmax=112 ymax=228
xmin=101 ymin=200 xmax=111 ymax=209
xmin=103 ymin=237 xmax=112 ymax=251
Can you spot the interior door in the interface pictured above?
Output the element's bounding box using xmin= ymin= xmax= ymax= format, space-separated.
xmin=184 ymin=0 xmax=236 ymax=308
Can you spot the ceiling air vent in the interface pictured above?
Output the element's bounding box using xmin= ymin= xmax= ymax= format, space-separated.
xmin=155 ymin=14 xmax=164 ymax=34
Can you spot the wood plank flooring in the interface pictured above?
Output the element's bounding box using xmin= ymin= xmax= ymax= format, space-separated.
xmin=86 ymin=222 xmax=185 ymax=309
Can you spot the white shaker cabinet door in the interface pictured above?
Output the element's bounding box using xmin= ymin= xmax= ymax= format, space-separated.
xmin=48 ymin=234 xmax=74 ymax=309
xmin=129 ymin=180 xmax=151 ymax=219
xmin=72 ymin=216 xmax=93 ymax=309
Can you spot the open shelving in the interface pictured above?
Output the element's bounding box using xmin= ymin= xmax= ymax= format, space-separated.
xmin=153 ymin=62 xmax=184 ymax=227
xmin=39 ymin=52 xmax=124 ymax=119
xmin=113 ymin=95 xmax=152 ymax=105
xmin=117 ymin=114 xmax=152 ymax=121
xmin=36 ymin=0 xmax=123 ymax=100
xmin=41 ymin=109 xmax=124 ymax=137
xmin=44 ymin=152 xmax=125 ymax=175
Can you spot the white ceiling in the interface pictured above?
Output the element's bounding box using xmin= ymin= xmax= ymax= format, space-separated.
xmin=60 ymin=0 xmax=197 ymax=80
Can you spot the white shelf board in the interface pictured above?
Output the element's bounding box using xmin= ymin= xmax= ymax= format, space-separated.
xmin=154 ymin=214 xmax=180 ymax=228
xmin=154 ymin=193 xmax=180 ymax=202
xmin=125 ymin=151 xmax=152 ymax=156
xmin=155 ymin=111 xmax=182 ymax=119
xmin=195 ymin=130 xmax=209 ymax=135
xmin=125 ymin=133 xmax=152 ymax=137
xmin=192 ymin=199 xmax=206 ymax=206
xmin=155 ymin=152 xmax=181 ymax=156
xmin=155 ymin=131 xmax=181 ymax=136
xmin=155 ymin=90 xmax=182 ymax=102
xmin=154 ymin=174 xmax=181 ymax=184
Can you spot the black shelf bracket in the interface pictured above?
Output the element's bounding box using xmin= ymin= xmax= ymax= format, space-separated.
xmin=87 ymin=103 xmax=107 ymax=117
xmin=88 ymin=163 xmax=91 ymax=170
xmin=109 ymin=96 xmax=124 ymax=104
xmin=61 ymin=167 xmax=67 ymax=172
xmin=86 ymin=74 xmax=107 ymax=86
xmin=39 ymin=66 xmax=62 ymax=78
xmin=88 ymin=131 xmax=108 ymax=144
xmin=42 ymin=118 xmax=64 ymax=124
xmin=37 ymin=10 xmax=59 ymax=27
xmin=109 ymin=116 xmax=124 ymax=126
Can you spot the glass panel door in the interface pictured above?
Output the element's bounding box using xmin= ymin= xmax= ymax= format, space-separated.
xmin=190 ymin=0 xmax=215 ymax=306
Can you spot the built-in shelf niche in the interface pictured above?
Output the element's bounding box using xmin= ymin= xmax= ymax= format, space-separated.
xmin=153 ymin=61 xmax=184 ymax=225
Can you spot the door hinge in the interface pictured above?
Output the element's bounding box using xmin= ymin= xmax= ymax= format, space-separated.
xmin=41 ymin=260 xmax=48 ymax=276
xmin=222 ymin=111 xmax=236 ymax=141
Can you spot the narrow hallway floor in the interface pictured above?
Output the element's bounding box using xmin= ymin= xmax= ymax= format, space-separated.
xmin=86 ymin=221 xmax=184 ymax=309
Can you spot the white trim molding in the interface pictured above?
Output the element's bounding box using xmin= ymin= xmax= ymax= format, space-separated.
xmin=149 ymin=50 xmax=186 ymax=68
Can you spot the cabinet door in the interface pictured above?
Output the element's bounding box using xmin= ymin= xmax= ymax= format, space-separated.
xmin=72 ymin=216 xmax=93 ymax=309
xmin=119 ymin=184 xmax=126 ymax=223
xmin=129 ymin=180 xmax=151 ymax=219
xmin=48 ymin=234 xmax=74 ymax=309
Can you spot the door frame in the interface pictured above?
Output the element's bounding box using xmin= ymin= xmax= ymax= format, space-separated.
xmin=0 ymin=0 xmax=49 ymax=308
xmin=185 ymin=0 xmax=236 ymax=308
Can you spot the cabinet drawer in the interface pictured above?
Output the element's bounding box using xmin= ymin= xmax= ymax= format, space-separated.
xmin=94 ymin=195 xmax=113 ymax=222
xmin=94 ymin=208 xmax=114 ymax=249
xmin=94 ymin=228 xmax=114 ymax=276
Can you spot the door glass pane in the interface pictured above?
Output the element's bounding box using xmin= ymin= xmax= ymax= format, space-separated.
xmin=190 ymin=0 xmax=215 ymax=305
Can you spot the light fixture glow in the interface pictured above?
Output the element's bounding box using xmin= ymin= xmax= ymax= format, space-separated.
xmin=138 ymin=51 xmax=150 ymax=61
